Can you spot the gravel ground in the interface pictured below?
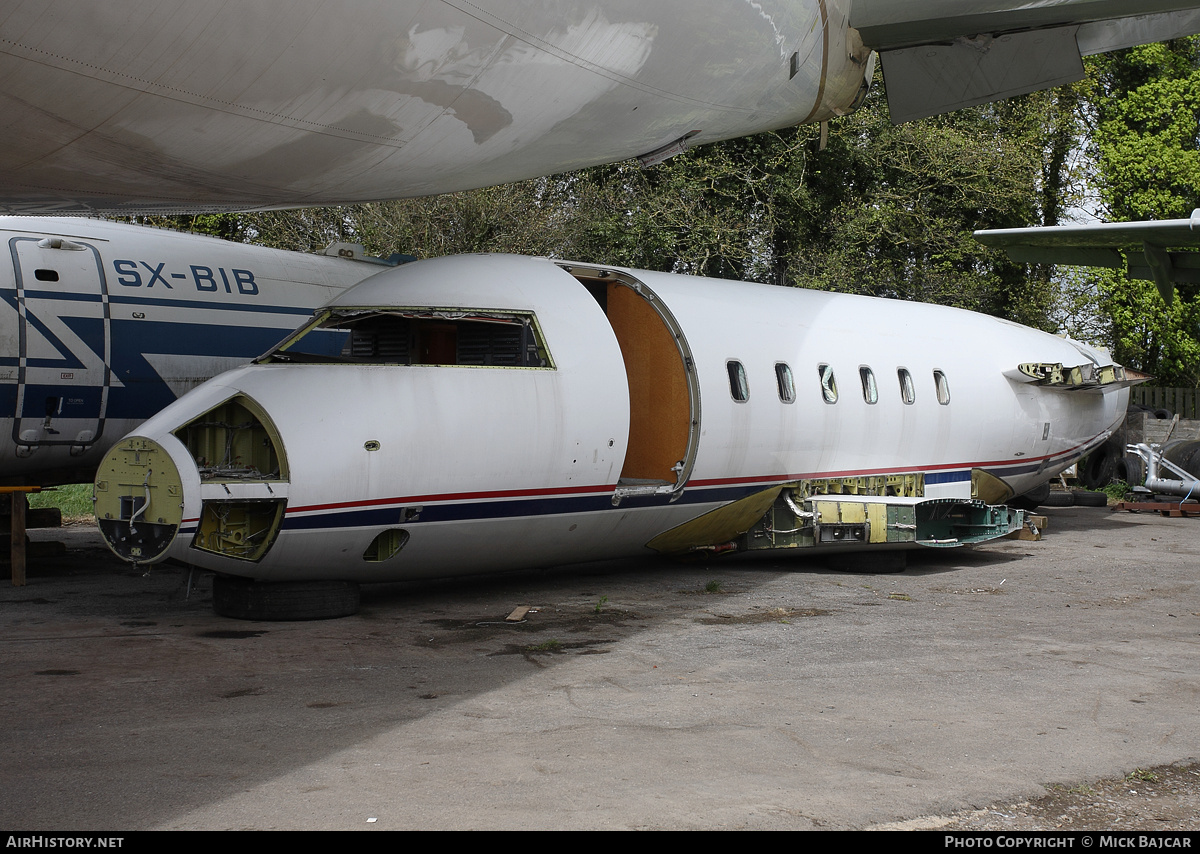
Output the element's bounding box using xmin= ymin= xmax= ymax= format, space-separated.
xmin=884 ymin=762 xmax=1200 ymax=830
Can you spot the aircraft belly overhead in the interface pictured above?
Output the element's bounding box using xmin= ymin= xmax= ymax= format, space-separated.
xmin=2 ymin=0 xmax=1197 ymax=212
xmin=92 ymin=254 xmax=1131 ymax=589
xmin=0 ymin=217 xmax=385 ymax=485
xmin=0 ymin=0 xmax=867 ymax=212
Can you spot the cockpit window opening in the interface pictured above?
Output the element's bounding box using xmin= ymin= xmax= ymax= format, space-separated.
xmin=259 ymin=307 xmax=554 ymax=369
xmin=818 ymin=363 xmax=838 ymax=404
xmin=859 ymin=366 xmax=878 ymax=404
xmin=933 ymin=370 xmax=950 ymax=405
xmin=898 ymin=368 xmax=915 ymax=404
xmin=728 ymin=360 xmax=749 ymax=402
xmin=775 ymin=362 xmax=795 ymax=403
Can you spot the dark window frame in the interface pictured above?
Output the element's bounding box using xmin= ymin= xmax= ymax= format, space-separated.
xmin=898 ymin=368 xmax=915 ymax=405
xmin=727 ymin=360 xmax=749 ymax=402
xmin=933 ymin=370 xmax=951 ymax=405
xmin=818 ymin=363 xmax=838 ymax=404
xmin=775 ymin=362 xmax=795 ymax=403
xmin=859 ymin=366 xmax=878 ymax=404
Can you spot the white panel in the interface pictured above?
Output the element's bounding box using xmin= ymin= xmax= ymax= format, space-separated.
xmin=882 ymin=26 xmax=1084 ymax=123
xmin=1078 ymin=10 xmax=1200 ymax=54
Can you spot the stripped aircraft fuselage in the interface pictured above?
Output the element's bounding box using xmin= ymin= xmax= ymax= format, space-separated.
xmin=94 ymin=254 xmax=1128 ymax=580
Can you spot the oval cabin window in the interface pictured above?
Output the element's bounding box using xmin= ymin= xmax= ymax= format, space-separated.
xmin=859 ymin=367 xmax=878 ymax=404
xmin=775 ymin=363 xmax=795 ymax=403
xmin=727 ymin=360 xmax=749 ymax=402
xmin=934 ymin=370 xmax=950 ymax=405
xmin=818 ymin=364 xmax=838 ymax=404
xmin=898 ymin=368 xmax=915 ymax=405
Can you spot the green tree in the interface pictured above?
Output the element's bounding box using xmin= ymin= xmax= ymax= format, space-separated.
xmin=1085 ymin=38 xmax=1200 ymax=385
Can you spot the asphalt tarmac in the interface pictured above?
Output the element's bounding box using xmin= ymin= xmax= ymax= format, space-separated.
xmin=2 ymin=506 xmax=1197 ymax=830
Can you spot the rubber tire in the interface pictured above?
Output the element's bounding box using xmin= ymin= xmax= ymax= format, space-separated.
xmin=1153 ymin=408 xmax=1174 ymax=420
xmin=1042 ymin=490 xmax=1075 ymax=507
xmin=1071 ymin=489 xmax=1109 ymax=507
xmin=212 ymin=575 xmax=361 ymax=621
xmin=1078 ymin=449 xmax=1114 ymax=489
xmin=1163 ymin=440 xmax=1200 ymax=480
xmin=1113 ymin=453 xmax=1146 ymax=488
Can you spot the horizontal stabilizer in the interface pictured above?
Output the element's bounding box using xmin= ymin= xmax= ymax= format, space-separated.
xmin=975 ymin=212 xmax=1200 ymax=302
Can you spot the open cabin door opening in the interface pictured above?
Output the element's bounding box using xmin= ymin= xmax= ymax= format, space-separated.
xmin=7 ymin=236 xmax=112 ymax=455
xmin=561 ymin=265 xmax=699 ymax=501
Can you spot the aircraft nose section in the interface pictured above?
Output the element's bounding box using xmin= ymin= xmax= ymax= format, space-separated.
xmin=94 ymin=436 xmax=184 ymax=563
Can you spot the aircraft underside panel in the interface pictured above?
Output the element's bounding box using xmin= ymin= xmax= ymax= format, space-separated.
xmin=2 ymin=2 xmax=1198 ymax=211
xmin=0 ymin=0 xmax=868 ymax=213
xmin=881 ymin=26 xmax=1086 ymax=123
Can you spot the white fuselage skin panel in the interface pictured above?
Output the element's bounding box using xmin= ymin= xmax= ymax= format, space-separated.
xmin=643 ymin=271 xmax=1109 ymax=492
xmin=117 ymin=255 xmax=1125 ymax=582
xmin=0 ymin=217 xmax=380 ymax=484
xmin=0 ymin=0 xmax=865 ymax=212
xmin=3 ymin=1 xmax=1198 ymax=213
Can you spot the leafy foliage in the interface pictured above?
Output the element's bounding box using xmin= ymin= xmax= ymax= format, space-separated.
xmin=782 ymin=91 xmax=1056 ymax=327
xmin=1090 ymin=40 xmax=1200 ymax=221
xmin=1085 ymin=38 xmax=1200 ymax=385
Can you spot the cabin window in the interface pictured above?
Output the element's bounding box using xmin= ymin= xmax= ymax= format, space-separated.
xmin=898 ymin=368 xmax=915 ymax=405
xmin=728 ymin=360 xmax=749 ymax=402
xmin=859 ymin=367 xmax=878 ymax=404
xmin=818 ymin=364 xmax=838 ymax=404
xmin=934 ymin=370 xmax=950 ymax=405
xmin=775 ymin=363 xmax=795 ymax=403
xmin=261 ymin=308 xmax=553 ymax=369
xmin=34 ymin=269 xmax=59 ymax=282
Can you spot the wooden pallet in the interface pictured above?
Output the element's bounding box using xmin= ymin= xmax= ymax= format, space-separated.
xmin=1113 ymin=500 xmax=1200 ymax=517
xmin=0 ymin=487 xmax=41 ymax=586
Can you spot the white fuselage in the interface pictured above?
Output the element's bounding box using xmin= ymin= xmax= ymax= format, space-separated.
xmin=0 ymin=217 xmax=380 ymax=484
xmin=98 ymin=254 xmax=1126 ymax=581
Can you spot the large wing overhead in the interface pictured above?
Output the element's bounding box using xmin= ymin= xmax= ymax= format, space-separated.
xmin=853 ymin=1 xmax=1200 ymax=122
xmin=974 ymin=211 xmax=1200 ymax=301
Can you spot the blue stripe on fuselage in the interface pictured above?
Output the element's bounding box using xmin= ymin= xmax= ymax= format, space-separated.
xmin=103 ymin=319 xmax=344 ymax=419
xmin=107 ymin=294 xmax=318 ymax=315
xmin=924 ymin=470 xmax=972 ymax=484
